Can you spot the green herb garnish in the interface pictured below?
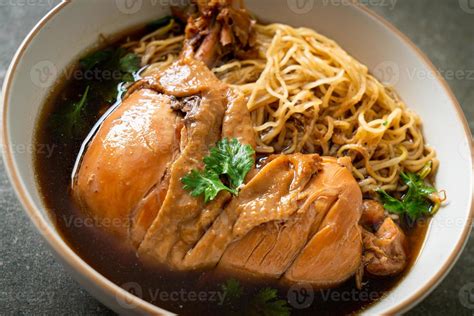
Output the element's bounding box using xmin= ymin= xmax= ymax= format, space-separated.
xmin=250 ymin=288 xmax=291 ymax=316
xmin=377 ymin=164 xmax=438 ymax=220
xmin=79 ymin=47 xmax=140 ymax=86
xmin=119 ymin=52 xmax=141 ymax=80
xmin=221 ymin=279 xmax=244 ymax=301
xmin=181 ymin=138 xmax=255 ymax=203
xmin=58 ymin=86 xmax=90 ymax=139
xmin=182 ymin=169 xmax=237 ymax=203
xmin=221 ymin=279 xmax=291 ymax=316
xmin=204 ymin=138 xmax=255 ymax=189
xmin=79 ymin=50 xmax=113 ymax=71
xmin=80 ymin=48 xmax=140 ymax=75
xmin=55 ymin=48 xmax=141 ymax=140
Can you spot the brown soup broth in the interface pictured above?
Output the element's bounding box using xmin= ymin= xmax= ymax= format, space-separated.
xmin=34 ymin=27 xmax=429 ymax=315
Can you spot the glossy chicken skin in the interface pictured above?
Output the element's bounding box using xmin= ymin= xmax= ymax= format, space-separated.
xmin=282 ymin=157 xmax=363 ymax=287
xmin=74 ymin=88 xmax=182 ymax=245
xmin=136 ymin=57 xmax=257 ymax=267
xmin=218 ymin=156 xmax=363 ymax=289
xmin=137 ymin=59 xmax=231 ymax=265
xmin=74 ymin=56 xmax=257 ymax=252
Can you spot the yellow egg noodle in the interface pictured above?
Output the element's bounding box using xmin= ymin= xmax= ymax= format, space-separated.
xmin=124 ymin=22 xmax=437 ymax=193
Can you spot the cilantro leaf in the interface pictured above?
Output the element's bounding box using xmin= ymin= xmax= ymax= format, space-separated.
xmin=181 ymin=169 xmax=236 ymax=203
xmin=204 ymin=138 xmax=255 ymax=189
xmin=221 ymin=279 xmax=243 ymax=302
xmin=250 ymin=288 xmax=291 ymax=316
xmin=376 ymin=189 xmax=405 ymax=214
xmin=55 ymin=42 xmax=144 ymax=141
xmin=404 ymin=197 xmax=432 ymax=220
xmin=74 ymin=48 xmax=141 ymax=109
xmin=400 ymin=172 xmax=436 ymax=196
xmin=119 ymin=53 xmax=141 ymax=77
xmin=80 ymin=48 xmax=140 ymax=84
xmin=79 ymin=50 xmax=113 ymax=71
xmin=57 ymin=86 xmax=90 ymax=139
xmin=182 ymin=139 xmax=255 ymax=203
xmin=219 ymin=280 xmax=291 ymax=316
xmin=377 ymin=170 xmax=438 ymax=220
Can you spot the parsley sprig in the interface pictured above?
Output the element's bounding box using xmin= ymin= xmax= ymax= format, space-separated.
xmin=221 ymin=279 xmax=291 ymax=316
xmin=182 ymin=169 xmax=238 ymax=202
xmin=59 ymin=85 xmax=90 ymax=139
xmin=54 ymin=48 xmax=141 ymax=140
xmin=377 ymin=163 xmax=440 ymax=220
xmin=181 ymin=138 xmax=255 ymax=203
xmin=221 ymin=279 xmax=244 ymax=301
xmin=250 ymin=288 xmax=291 ymax=316
xmin=204 ymin=138 xmax=255 ymax=189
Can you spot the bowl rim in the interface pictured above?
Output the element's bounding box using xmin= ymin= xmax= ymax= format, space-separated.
xmin=1 ymin=0 xmax=473 ymax=315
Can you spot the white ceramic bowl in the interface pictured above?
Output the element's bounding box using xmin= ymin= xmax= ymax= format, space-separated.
xmin=2 ymin=1 xmax=473 ymax=314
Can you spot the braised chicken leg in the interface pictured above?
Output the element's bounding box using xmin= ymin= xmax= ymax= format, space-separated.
xmin=73 ymin=0 xmax=371 ymax=288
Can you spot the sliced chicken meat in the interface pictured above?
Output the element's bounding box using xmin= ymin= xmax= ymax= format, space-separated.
xmin=179 ymin=155 xmax=362 ymax=289
xmin=218 ymin=156 xmax=356 ymax=284
xmin=137 ymin=58 xmax=238 ymax=266
xmin=181 ymin=154 xmax=322 ymax=270
xmin=282 ymin=157 xmax=363 ymax=288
